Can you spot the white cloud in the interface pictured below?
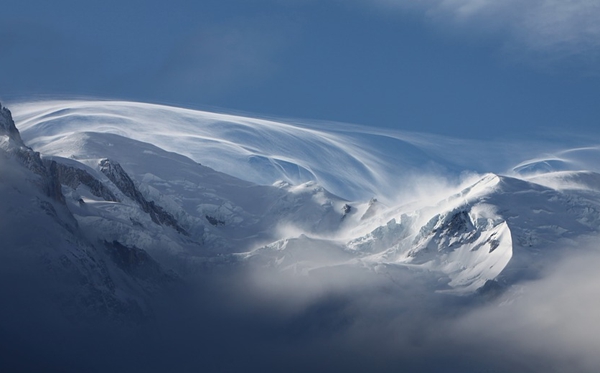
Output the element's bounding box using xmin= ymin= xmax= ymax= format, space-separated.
xmin=452 ymin=243 xmax=600 ymax=372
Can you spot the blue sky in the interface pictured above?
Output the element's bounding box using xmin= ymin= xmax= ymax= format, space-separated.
xmin=2 ymin=0 xmax=600 ymax=139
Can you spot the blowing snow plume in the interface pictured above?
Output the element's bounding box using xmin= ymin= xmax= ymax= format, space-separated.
xmin=9 ymin=99 xmax=524 ymax=203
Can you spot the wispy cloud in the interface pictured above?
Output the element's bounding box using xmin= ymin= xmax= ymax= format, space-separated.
xmin=374 ymin=0 xmax=600 ymax=67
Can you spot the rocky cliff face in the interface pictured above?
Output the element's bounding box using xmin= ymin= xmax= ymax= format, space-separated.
xmin=1 ymin=102 xmax=65 ymax=204
xmin=53 ymin=161 xmax=119 ymax=202
xmin=0 ymin=102 xmax=179 ymax=324
xmin=99 ymin=158 xmax=188 ymax=235
xmin=104 ymin=240 xmax=178 ymax=284
xmin=0 ymin=103 xmax=24 ymax=146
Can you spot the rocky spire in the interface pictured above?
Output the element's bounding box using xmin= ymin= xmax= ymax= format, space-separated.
xmin=99 ymin=158 xmax=188 ymax=235
xmin=0 ymin=102 xmax=25 ymax=146
xmin=0 ymin=102 xmax=65 ymax=203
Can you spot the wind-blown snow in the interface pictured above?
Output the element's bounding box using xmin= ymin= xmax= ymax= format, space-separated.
xmin=11 ymin=100 xmax=442 ymax=202
xmin=7 ymin=98 xmax=600 ymax=293
xmin=13 ymin=100 xmax=600 ymax=203
xmin=5 ymin=98 xmax=600 ymax=372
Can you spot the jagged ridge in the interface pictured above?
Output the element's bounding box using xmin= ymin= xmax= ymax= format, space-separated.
xmin=99 ymin=158 xmax=188 ymax=235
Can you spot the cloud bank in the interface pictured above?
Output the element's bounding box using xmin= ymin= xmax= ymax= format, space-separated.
xmin=4 ymin=239 xmax=600 ymax=372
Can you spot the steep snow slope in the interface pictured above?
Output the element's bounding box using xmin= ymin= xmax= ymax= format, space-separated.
xmin=22 ymin=130 xmax=359 ymax=263
xmin=389 ymin=173 xmax=600 ymax=290
xmin=248 ymin=173 xmax=600 ymax=292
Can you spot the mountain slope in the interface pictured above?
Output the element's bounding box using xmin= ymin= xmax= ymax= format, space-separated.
xmin=248 ymin=172 xmax=600 ymax=292
xmin=4 ymin=99 xmax=600 ymax=297
xmin=0 ymin=102 xmax=177 ymax=326
xmin=12 ymin=99 xmax=455 ymax=202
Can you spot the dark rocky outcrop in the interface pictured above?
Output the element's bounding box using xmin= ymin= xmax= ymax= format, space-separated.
xmin=341 ymin=203 xmax=352 ymax=221
xmin=205 ymin=215 xmax=225 ymax=226
xmin=99 ymin=158 xmax=188 ymax=235
xmin=104 ymin=240 xmax=176 ymax=283
xmin=1 ymin=102 xmax=65 ymax=204
xmin=0 ymin=103 xmax=25 ymax=146
xmin=342 ymin=204 xmax=352 ymax=214
xmin=52 ymin=161 xmax=119 ymax=202
xmin=43 ymin=160 xmax=67 ymax=204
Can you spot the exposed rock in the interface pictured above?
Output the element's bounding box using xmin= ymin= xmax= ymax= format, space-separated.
xmin=342 ymin=203 xmax=351 ymax=214
xmin=43 ymin=160 xmax=67 ymax=204
xmin=341 ymin=203 xmax=352 ymax=221
xmin=99 ymin=158 xmax=188 ymax=235
xmin=206 ymin=215 xmax=225 ymax=226
xmin=104 ymin=240 xmax=176 ymax=283
xmin=52 ymin=161 xmax=119 ymax=202
xmin=0 ymin=102 xmax=25 ymax=146
xmin=434 ymin=210 xmax=475 ymax=237
xmin=413 ymin=209 xmax=479 ymax=256
xmin=0 ymin=102 xmax=65 ymax=204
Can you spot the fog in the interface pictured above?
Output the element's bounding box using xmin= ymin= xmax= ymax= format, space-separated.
xmin=2 ymin=234 xmax=599 ymax=372
xmin=451 ymin=245 xmax=600 ymax=372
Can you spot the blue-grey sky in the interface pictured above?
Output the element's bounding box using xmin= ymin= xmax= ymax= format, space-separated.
xmin=2 ymin=0 xmax=600 ymax=139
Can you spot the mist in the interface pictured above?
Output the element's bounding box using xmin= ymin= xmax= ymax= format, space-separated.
xmin=2 ymin=233 xmax=599 ymax=372
xmin=155 ymin=240 xmax=600 ymax=373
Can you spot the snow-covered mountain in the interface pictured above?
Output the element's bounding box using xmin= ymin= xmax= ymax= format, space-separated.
xmin=12 ymin=99 xmax=448 ymax=203
xmin=3 ymin=98 xmax=600 ymax=307
xmin=245 ymin=172 xmax=600 ymax=293
xmin=0 ymin=102 xmax=177 ymax=326
xmin=5 ymin=99 xmax=600 ymax=373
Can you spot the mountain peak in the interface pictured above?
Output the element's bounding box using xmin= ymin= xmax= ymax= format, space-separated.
xmin=0 ymin=102 xmax=25 ymax=146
